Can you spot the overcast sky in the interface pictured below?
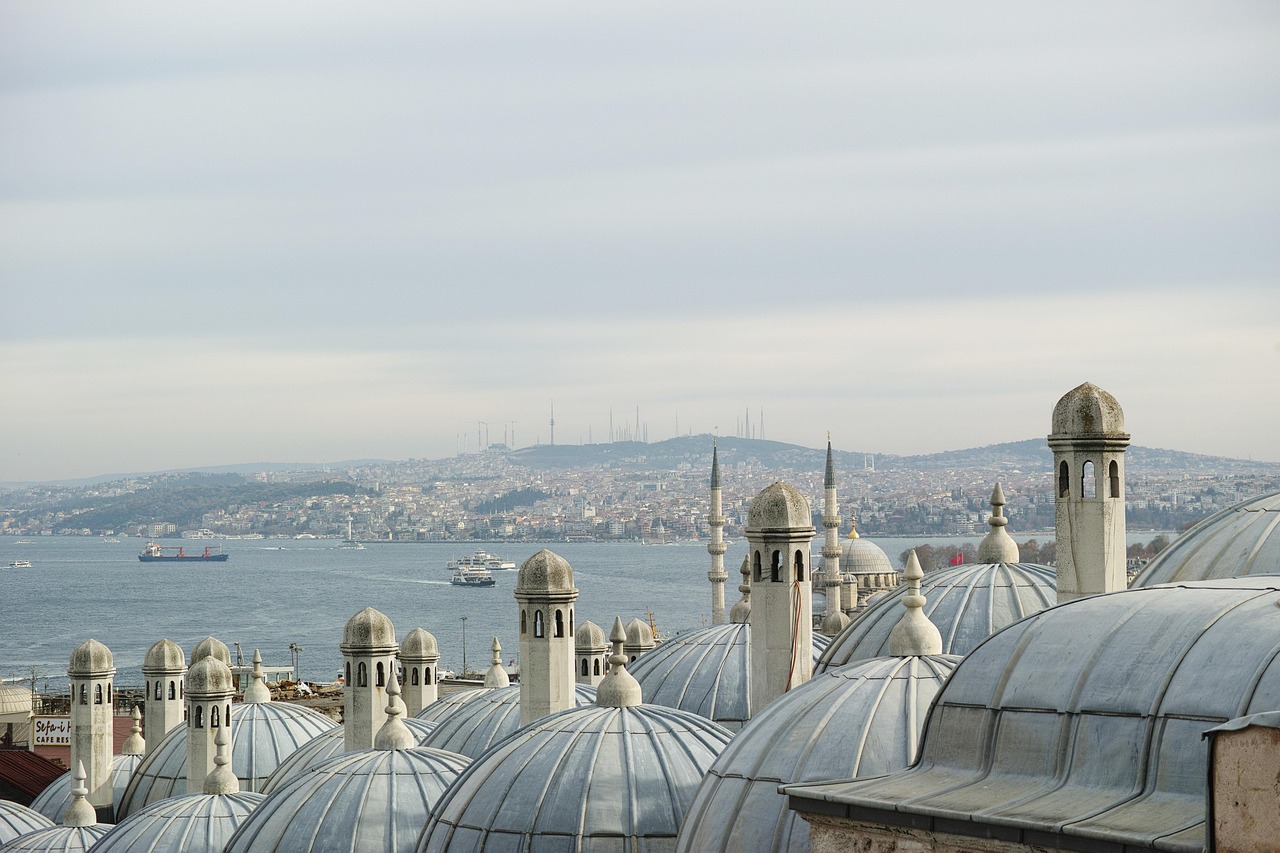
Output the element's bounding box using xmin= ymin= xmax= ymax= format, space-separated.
xmin=2 ymin=2 xmax=1278 ymax=482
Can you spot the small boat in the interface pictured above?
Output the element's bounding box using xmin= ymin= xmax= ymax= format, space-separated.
xmin=447 ymin=548 xmax=515 ymax=572
xmin=138 ymin=542 xmax=230 ymax=562
xmin=450 ymin=564 xmax=496 ymax=587
xmin=7 ymin=560 xmax=32 ymax=568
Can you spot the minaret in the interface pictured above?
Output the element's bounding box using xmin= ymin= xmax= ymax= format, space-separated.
xmin=185 ymin=654 xmax=234 ymax=794
xmin=142 ymin=638 xmax=186 ymax=757
xmin=121 ymin=706 xmax=145 ymax=756
xmin=595 ymin=617 xmax=642 ymax=709
xmin=820 ymin=437 xmax=848 ymax=636
xmin=68 ymin=639 xmax=115 ymax=818
xmin=707 ymin=441 xmax=729 ymax=625
xmin=340 ymin=607 xmax=399 ymax=751
xmin=399 ymin=627 xmax=440 ymax=716
xmin=483 ymin=637 xmax=510 ymax=688
xmin=888 ymin=551 xmax=943 ymax=656
xmin=515 ymin=549 xmax=579 ymax=725
xmin=1048 ymin=382 xmax=1130 ymax=603
xmin=729 ymin=554 xmax=752 ymax=624
xmin=574 ymin=621 xmax=607 ymax=686
xmin=746 ymin=482 xmax=815 ymax=711
xmin=977 ymin=483 xmax=1021 ymax=564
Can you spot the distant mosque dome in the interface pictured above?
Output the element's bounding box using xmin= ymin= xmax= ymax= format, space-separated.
xmin=413 ymin=684 xmax=597 ymax=759
xmin=746 ymin=482 xmax=812 ymax=531
xmin=260 ymin=717 xmax=439 ymax=795
xmin=1050 ymin=380 xmax=1127 ymax=437
xmin=0 ymin=802 xmax=54 ymax=846
xmin=838 ymin=531 xmax=893 ymax=575
xmin=117 ymin=701 xmax=336 ymax=818
xmin=1131 ymin=490 xmax=1280 ymax=586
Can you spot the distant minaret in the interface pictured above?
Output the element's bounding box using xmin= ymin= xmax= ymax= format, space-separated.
xmin=340 ymin=607 xmax=399 ymax=751
xmin=399 ymin=627 xmax=440 ymax=716
xmin=820 ymin=437 xmax=850 ymax=637
xmin=185 ymin=654 xmax=234 ymax=794
xmin=142 ymin=638 xmax=187 ymax=757
xmin=68 ymin=639 xmax=115 ymax=818
xmin=550 ymin=400 xmax=556 ymax=446
xmin=1048 ymin=382 xmax=1130 ymax=603
xmin=516 ymin=549 xmax=579 ymax=725
xmin=707 ymin=441 xmax=729 ymax=625
xmin=746 ymin=482 xmax=814 ymax=710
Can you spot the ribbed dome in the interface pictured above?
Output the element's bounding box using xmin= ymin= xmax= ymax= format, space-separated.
xmin=142 ymin=639 xmax=186 ymax=673
xmin=93 ymin=792 xmax=264 ymax=853
xmin=67 ymin=639 xmax=113 ymax=677
xmin=30 ymin=754 xmax=142 ymax=823
xmin=189 ymin=637 xmax=231 ymax=667
xmin=0 ymin=802 xmax=53 ymax=846
xmin=0 ymin=685 xmax=32 ymax=718
xmin=788 ymin=578 xmax=1280 ymax=851
xmin=838 ymin=536 xmax=893 ymax=574
xmin=677 ymin=654 xmax=960 ymax=853
xmin=186 ymin=656 xmax=233 ymax=695
xmin=415 ymin=684 xmax=597 ymax=759
xmin=227 ymin=748 xmax=470 ymax=853
xmin=341 ymin=607 xmax=398 ymax=653
xmin=417 ymin=704 xmax=733 ymax=852
xmin=746 ymin=483 xmax=812 ymax=531
xmin=261 ymin=717 xmax=439 ymax=795
xmin=117 ymin=701 xmax=336 ymax=818
xmin=624 ymin=618 xmax=655 ymax=649
xmin=574 ymin=620 xmax=606 ymax=650
xmin=399 ymin=627 xmax=439 ymax=659
xmin=630 ymin=623 xmax=832 ymax=731
xmin=0 ymin=825 xmax=109 ymax=852
xmin=817 ymin=562 xmax=1056 ymax=671
xmin=1132 ymin=490 xmax=1280 ymax=586
xmin=1050 ymin=381 xmax=1126 ymax=437
xmin=515 ymin=549 xmax=574 ymax=594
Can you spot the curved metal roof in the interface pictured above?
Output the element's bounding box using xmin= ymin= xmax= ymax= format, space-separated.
xmin=226 ymin=747 xmax=469 ymax=853
xmin=0 ymin=825 xmax=109 ymax=852
xmin=678 ymin=654 xmax=959 ymax=853
xmin=417 ymin=703 xmax=733 ymax=852
xmin=0 ymin=685 xmax=32 ymax=719
xmin=816 ymin=562 xmax=1056 ymax=671
xmin=30 ymin=754 xmax=142 ymax=823
xmin=1132 ymin=490 xmax=1280 ymax=586
xmin=629 ymin=623 xmax=831 ymax=731
xmin=93 ymin=792 xmax=264 ymax=853
xmin=415 ymin=684 xmax=597 ymax=759
xmin=786 ymin=577 xmax=1280 ymax=853
xmin=837 ymin=536 xmax=894 ymax=575
xmin=117 ymin=701 xmax=336 ymax=818
xmin=260 ymin=717 xmax=438 ymax=795
xmin=0 ymin=802 xmax=54 ymax=846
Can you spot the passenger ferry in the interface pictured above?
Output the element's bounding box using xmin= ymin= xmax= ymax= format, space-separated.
xmin=450 ymin=564 xmax=496 ymax=587
xmin=446 ymin=548 xmax=516 ymax=571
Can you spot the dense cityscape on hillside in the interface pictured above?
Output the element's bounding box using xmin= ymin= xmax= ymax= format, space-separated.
xmin=3 ymin=436 xmax=1277 ymax=545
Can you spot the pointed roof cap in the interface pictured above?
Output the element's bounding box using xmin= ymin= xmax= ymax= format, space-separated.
xmin=187 ymin=655 xmax=234 ymax=697
xmin=710 ymin=440 xmax=721 ymax=489
xmin=730 ymin=554 xmax=752 ymax=623
xmin=483 ymin=638 xmax=510 ymax=688
xmin=1050 ymin=381 xmax=1128 ymax=438
xmin=400 ymin=627 xmax=439 ymax=660
xmin=575 ymin=620 xmax=607 ymax=651
xmin=824 ymin=435 xmax=836 ymax=488
xmin=121 ymin=706 xmax=145 ymax=755
xmin=190 ymin=636 xmax=231 ymax=667
xmin=516 ymin=549 xmax=576 ymax=595
xmin=747 ymin=482 xmax=814 ymax=533
xmin=143 ymin=639 xmax=186 ymax=674
xmin=976 ymin=483 xmax=1021 ymax=564
xmin=62 ymin=762 xmax=97 ymax=827
xmin=203 ymin=724 xmax=240 ymax=795
xmin=341 ymin=607 xmax=397 ymax=653
xmin=241 ymin=649 xmax=272 ymax=703
xmin=68 ymin=639 xmax=114 ymax=677
xmin=887 ymin=551 xmax=943 ymax=656
xmin=373 ymin=669 xmax=416 ymax=751
xmin=596 ymin=618 xmax=642 ymax=708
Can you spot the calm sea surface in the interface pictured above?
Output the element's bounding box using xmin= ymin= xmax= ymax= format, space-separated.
xmin=0 ymin=531 xmax=1168 ymax=690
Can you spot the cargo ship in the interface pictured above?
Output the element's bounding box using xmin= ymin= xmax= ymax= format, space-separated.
xmin=139 ymin=542 xmax=230 ymax=562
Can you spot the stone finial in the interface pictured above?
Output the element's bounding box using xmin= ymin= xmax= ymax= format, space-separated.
xmin=977 ymin=482 xmax=1021 ymax=564
xmin=596 ymin=618 xmax=642 ymax=708
xmin=203 ymin=724 xmax=239 ymax=795
xmin=62 ymin=761 xmax=97 ymax=827
xmin=483 ymin=637 xmax=510 ymax=688
xmin=242 ymin=648 xmax=272 ymax=704
xmin=729 ymin=554 xmax=752 ymax=623
xmin=847 ymin=515 xmax=860 ymax=539
xmin=373 ymin=668 xmax=416 ymax=751
xmin=887 ymin=550 xmax=943 ymax=656
xmin=121 ymin=705 xmax=145 ymax=755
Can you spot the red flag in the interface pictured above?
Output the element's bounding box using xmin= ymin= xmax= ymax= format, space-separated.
xmin=949 ymin=552 xmax=964 ymax=566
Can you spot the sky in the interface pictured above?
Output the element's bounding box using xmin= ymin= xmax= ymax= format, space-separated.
xmin=2 ymin=2 xmax=1278 ymax=482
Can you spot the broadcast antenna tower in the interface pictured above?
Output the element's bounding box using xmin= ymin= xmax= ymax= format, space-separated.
xmin=549 ymin=400 xmax=556 ymax=446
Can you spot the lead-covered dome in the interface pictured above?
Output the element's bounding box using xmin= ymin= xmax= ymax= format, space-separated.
xmin=189 ymin=637 xmax=231 ymax=667
xmin=1050 ymin=381 xmax=1127 ymax=437
xmin=186 ymin=655 xmax=233 ymax=695
xmin=341 ymin=607 xmax=398 ymax=652
xmin=839 ymin=534 xmax=893 ymax=575
xmin=30 ymin=755 xmax=143 ymax=823
xmin=816 ymin=562 xmax=1056 ymax=671
xmin=1132 ymin=490 xmax=1280 ymax=586
xmin=67 ymin=640 xmax=113 ymax=676
xmin=677 ymin=654 xmax=959 ymax=853
xmin=515 ymin=549 xmax=574 ymax=594
xmin=746 ymin=483 xmax=812 ymax=531
xmin=93 ymin=791 xmax=264 ymax=853
xmin=786 ymin=578 xmax=1280 ymax=852
xmin=0 ymin=825 xmax=109 ymax=852
xmin=400 ymin=627 xmax=439 ymax=659
xmin=415 ymin=684 xmax=597 ymax=759
xmin=142 ymin=639 xmax=186 ymax=673
xmin=260 ymin=717 xmax=439 ymax=795
xmin=0 ymin=802 xmax=53 ymax=846
xmin=416 ymin=703 xmax=733 ymax=852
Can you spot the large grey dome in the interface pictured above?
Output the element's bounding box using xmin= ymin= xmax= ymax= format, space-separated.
xmin=30 ymin=754 xmax=142 ymax=822
xmin=1132 ymin=490 xmax=1280 ymax=586
xmin=226 ymin=747 xmax=469 ymax=853
xmin=0 ymin=825 xmax=109 ymax=852
xmin=817 ymin=562 xmax=1056 ymax=671
xmin=630 ymin=623 xmax=831 ymax=731
xmin=117 ymin=700 xmax=336 ymax=817
xmin=834 ymin=533 xmax=893 ymax=575
xmin=261 ymin=717 xmax=438 ymax=795
xmin=786 ymin=578 xmax=1280 ymax=852
xmin=415 ymin=684 xmax=597 ymax=759
xmin=677 ymin=654 xmax=960 ymax=853
xmin=417 ymin=703 xmax=733 ymax=852
xmin=93 ymin=792 xmax=264 ymax=853
xmin=0 ymin=803 xmax=53 ymax=846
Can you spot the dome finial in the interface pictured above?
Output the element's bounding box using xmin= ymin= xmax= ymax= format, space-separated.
xmin=373 ymin=666 xmax=416 ymax=751
xmin=730 ymin=554 xmax=752 ymax=623
xmin=596 ymin=617 xmax=642 ymax=708
xmin=976 ymin=482 xmax=1021 ymax=564
xmin=62 ymin=760 xmax=97 ymax=826
xmin=887 ymin=550 xmax=943 ymax=656
xmin=242 ymin=647 xmax=272 ymax=703
xmin=483 ymin=637 xmax=510 ymax=688
xmin=847 ymin=512 xmax=860 ymax=539
xmin=121 ymin=704 xmax=145 ymax=755
xmin=203 ymin=722 xmax=240 ymax=795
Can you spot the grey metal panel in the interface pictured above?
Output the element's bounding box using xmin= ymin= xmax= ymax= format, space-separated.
xmin=92 ymin=792 xmax=264 ymax=853
xmin=30 ymin=753 xmax=141 ymax=822
xmin=260 ymin=716 xmax=438 ymax=794
xmin=416 ymin=684 xmax=596 ymax=760
xmin=0 ymin=825 xmax=110 ymax=852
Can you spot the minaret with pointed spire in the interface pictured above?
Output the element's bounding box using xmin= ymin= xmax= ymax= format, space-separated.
xmin=977 ymin=483 xmax=1021 ymax=564
xmin=596 ymin=617 xmax=642 ymax=708
xmin=820 ymin=436 xmax=848 ymax=636
xmin=399 ymin=627 xmax=440 ymax=716
xmin=483 ymin=637 xmax=510 ymax=688
xmin=888 ymin=551 xmax=943 ymax=656
xmin=142 ymin=638 xmax=186 ymax=757
xmin=707 ymin=440 xmax=729 ymax=625
xmin=68 ymin=639 xmax=115 ymax=818
xmin=186 ymin=654 xmax=234 ymax=793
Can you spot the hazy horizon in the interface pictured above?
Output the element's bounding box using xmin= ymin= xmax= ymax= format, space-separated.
xmin=4 ymin=3 xmax=1278 ymax=482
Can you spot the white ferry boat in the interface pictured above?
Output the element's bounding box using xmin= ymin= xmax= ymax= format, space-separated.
xmin=450 ymin=564 xmax=496 ymax=587
xmin=446 ymin=548 xmax=516 ymax=572
xmin=7 ymin=560 xmax=32 ymax=569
